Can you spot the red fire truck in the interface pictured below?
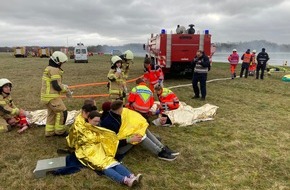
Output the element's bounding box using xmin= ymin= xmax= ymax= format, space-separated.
xmin=145 ymin=25 xmax=215 ymax=75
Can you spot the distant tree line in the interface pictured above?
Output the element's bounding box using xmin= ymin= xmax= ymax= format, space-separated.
xmin=1 ymin=40 xmax=289 ymax=53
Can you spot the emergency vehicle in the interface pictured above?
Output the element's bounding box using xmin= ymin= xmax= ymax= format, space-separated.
xmin=74 ymin=43 xmax=88 ymax=63
xmin=145 ymin=25 xmax=215 ymax=75
xmin=14 ymin=47 xmax=28 ymax=58
xmin=39 ymin=47 xmax=51 ymax=58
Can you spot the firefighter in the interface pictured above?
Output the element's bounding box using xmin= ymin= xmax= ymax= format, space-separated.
xmin=41 ymin=51 xmax=71 ymax=137
xmin=154 ymin=84 xmax=179 ymax=113
xmin=143 ymin=57 xmax=164 ymax=93
xmin=107 ymin=55 xmax=128 ymax=101
xmin=249 ymin=50 xmax=257 ymax=76
xmin=0 ymin=78 xmax=29 ymax=133
xmin=256 ymin=48 xmax=270 ymax=80
xmin=228 ymin=49 xmax=239 ymax=79
xmin=120 ymin=50 xmax=134 ymax=79
xmin=191 ymin=50 xmax=210 ymax=100
xmin=240 ymin=49 xmax=252 ymax=78
xmin=126 ymin=78 xmax=154 ymax=119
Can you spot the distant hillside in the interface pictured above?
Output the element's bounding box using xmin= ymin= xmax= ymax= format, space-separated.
xmin=215 ymin=40 xmax=290 ymax=53
xmin=1 ymin=40 xmax=289 ymax=54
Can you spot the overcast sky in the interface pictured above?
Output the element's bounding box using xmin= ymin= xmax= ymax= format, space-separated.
xmin=0 ymin=0 xmax=289 ymax=47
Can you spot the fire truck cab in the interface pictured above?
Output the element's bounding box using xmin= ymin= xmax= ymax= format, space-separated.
xmin=146 ymin=25 xmax=214 ymax=75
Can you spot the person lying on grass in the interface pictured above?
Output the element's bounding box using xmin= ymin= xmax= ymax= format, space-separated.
xmin=74 ymin=110 xmax=142 ymax=187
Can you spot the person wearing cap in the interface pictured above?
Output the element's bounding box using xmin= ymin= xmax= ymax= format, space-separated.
xmin=256 ymin=48 xmax=270 ymax=79
xmin=40 ymin=51 xmax=71 ymax=137
xmin=101 ymin=100 xmax=179 ymax=162
xmin=126 ymin=78 xmax=154 ymax=119
xmin=228 ymin=49 xmax=239 ymax=79
xmin=107 ymin=55 xmax=128 ymax=101
xmin=240 ymin=49 xmax=252 ymax=78
xmin=0 ymin=78 xmax=29 ymax=133
xmin=154 ymin=84 xmax=179 ymax=113
xmin=191 ymin=50 xmax=211 ymax=100
xmin=249 ymin=50 xmax=257 ymax=76
xmin=143 ymin=56 xmax=164 ymax=93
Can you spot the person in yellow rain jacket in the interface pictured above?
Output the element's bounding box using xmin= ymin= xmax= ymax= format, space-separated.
xmin=74 ymin=110 xmax=142 ymax=187
xmin=101 ymin=100 xmax=179 ymax=162
xmin=41 ymin=51 xmax=72 ymax=137
xmin=107 ymin=56 xmax=128 ymax=101
xmin=0 ymin=78 xmax=29 ymax=133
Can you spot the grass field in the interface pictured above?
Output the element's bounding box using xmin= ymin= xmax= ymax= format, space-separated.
xmin=0 ymin=53 xmax=289 ymax=190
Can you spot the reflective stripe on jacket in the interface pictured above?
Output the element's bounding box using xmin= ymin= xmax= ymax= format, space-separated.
xmin=127 ymin=83 xmax=154 ymax=113
xmin=0 ymin=95 xmax=19 ymax=119
xmin=41 ymin=66 xmax=66 ymax=103
xmin=158 ymin=88 xmax=179 ymax=111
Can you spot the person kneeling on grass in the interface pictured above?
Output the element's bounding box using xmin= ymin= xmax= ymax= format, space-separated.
xmin=74 ymin=110 xmax=142 ymax=187
xmin=101 ymin=100 xmax=179 ymax=162
xmin=0 ymin=78 xmax=29 ymax=133
xmin=154 ymin=84 xmax=179 ymax=113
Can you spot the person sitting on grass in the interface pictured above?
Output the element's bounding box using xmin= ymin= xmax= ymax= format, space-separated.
xmin=0 ymin=78 xmax=29 ymax=133
xmin=100 ymin=100 xmax=179 ymax=162
xmin=66 ymin=101 xmax=97 ymax=150
xmin=74 ymin=110 xmax=142 ymax=187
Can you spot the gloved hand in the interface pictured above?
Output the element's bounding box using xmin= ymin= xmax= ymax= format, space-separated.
xmin=62 ymin=84 xmax=69 ymax=92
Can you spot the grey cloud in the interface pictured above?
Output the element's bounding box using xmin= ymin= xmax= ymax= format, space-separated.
xmin=0 ymin=0 xmax=289 ymax=46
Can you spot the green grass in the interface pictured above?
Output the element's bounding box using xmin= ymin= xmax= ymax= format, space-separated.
xmin=0 ymin=53 xmax=289 ymax=190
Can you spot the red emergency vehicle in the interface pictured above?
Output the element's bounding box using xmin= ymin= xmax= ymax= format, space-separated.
xmin=145 ymin=25 xmax=215 ymax=75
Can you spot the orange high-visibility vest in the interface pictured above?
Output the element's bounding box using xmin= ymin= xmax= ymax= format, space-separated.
xmin=242 ymin=53 xmax=252 ymax=64
xmin=127 ymin=83 xmax=154 ymax=113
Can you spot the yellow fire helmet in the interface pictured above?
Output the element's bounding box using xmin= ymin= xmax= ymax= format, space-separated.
xmin=50 ymin=51 xmax=68 ymax=64
xmin=111 ymin=55 xmax=122 ymax=66
xmin=123 ymin=50 xmax=134 ymax=60
xmin=0 ymin=78 xmax=12 ymax=88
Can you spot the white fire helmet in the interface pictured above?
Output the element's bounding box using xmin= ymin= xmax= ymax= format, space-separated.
xmin=111 ymin=55 xmax=122 ymax=66
xmin=123 ymin=50 xmax=134 ymax=60
xmin=0 ymin=78 xmax=12 ymax=88
xmin=50 ymin=51 xmax=68 ymax=64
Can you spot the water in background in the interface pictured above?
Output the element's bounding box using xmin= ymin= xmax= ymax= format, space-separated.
xmin=213 ymin=52 xmax=290 ymax=66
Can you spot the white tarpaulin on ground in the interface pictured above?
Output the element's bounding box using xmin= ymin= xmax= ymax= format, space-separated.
xmin=27 ymin=110 xmax=80 ymax=126
xmin=151 ymin=102 xmax=219 ymax=127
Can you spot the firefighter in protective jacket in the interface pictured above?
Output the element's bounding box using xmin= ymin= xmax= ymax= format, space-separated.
xmin=41 ymin=51 xmax=71 ymax=137
xmin=107 ymin=56 xmax=128 ymax=101
xmin=126 ymin=78 xmax=154 ymax=118
xmin=154 ymin=84 xmax=180 ymax=113
xmin=143 ymin=57 xmax=164 ymax=93
xmin=0 ymin=78 xmax=29 ymax=133
xmin=119 ymin=50 xmax=134 ymax=79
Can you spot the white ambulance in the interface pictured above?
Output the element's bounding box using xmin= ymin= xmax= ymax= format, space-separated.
xmin=74 ymin=43 xmax=88 ymax=63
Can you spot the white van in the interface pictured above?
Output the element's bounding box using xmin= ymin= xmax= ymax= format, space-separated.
xmin=74 ymin=43 xmax=88 ymax=63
